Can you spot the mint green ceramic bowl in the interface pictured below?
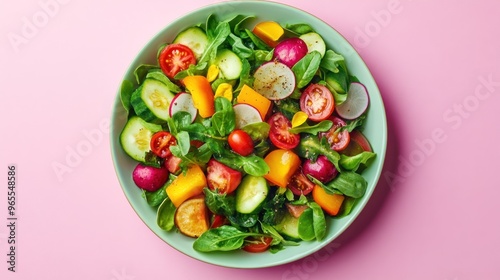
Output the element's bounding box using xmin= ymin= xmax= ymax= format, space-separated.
xmin=110 ymin=0 xmax=387 ymax=268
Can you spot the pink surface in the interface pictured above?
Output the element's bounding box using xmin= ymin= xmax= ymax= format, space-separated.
xmin=1 ymin=0 xmax=499 ymax=279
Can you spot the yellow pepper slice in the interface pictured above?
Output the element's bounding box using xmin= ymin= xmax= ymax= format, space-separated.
xmin=263 ymin=149 xmax=301 ymax=188
xmin=214 ymin=83 xmax=233 ymax=101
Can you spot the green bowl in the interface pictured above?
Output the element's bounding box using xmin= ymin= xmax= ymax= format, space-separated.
xmin=110 ymin=0 xmax=387 ymax=269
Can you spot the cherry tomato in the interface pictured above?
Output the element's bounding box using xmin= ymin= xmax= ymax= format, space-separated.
xmin=319 ymin=116 xmax=350 ymax=151
xmin=300 ymin=83 xmax=335 ymax=121
xmin=228 ymin=129 xmax=254 ymax=156
xmin=268 ymin=113 xmax=300 ymax=149
xmin=242 ymin=236 xmax=273 ymax=253
xmin=287 ymin=169 xmax=315 ymax=196
xmin=206 ymin=159 xmax=242 ymax=194
xmin=164 ymin=155 xmax=181 ymax=174
xmin=150 ymin=131 xmax=177 ymax=158
xmin=158 ymin=44 xmax=196 ymax=78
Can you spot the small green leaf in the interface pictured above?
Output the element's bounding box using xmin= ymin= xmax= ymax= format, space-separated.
xmin=156 ymin=197 xmax=176 ymax=231
xmin=288 ymin=120 xmax=333 ymax=135
xmin=340 ymin=151 xmax=376 ymax=172
xmin=292 ymin=51 xmax=322 ymax=88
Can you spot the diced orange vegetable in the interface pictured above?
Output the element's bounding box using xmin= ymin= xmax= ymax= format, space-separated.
xmin=312 ymin=185 xmax=345 ymax=216
xmin=182 ymin=75 xmax=215 ymax=118
xmin=166 ymin=164 xmax=207 ymax=207
xmin=263 ymin=149 xmax=301 ymax=188
xmin=236 ymin=84 xmax=271 ymax=120
xmin=252 ymin=21 xmax=284 ymax=47
xmin=174 ymin=195 xmax=210 ymax=238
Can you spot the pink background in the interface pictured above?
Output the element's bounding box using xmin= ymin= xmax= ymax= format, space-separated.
xmin=1 ymin=0 xmax=499 ymax=279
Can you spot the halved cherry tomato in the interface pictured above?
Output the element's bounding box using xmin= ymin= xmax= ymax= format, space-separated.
xmin=319 ymin=116 xmax=350 ymax=151
xmin=158 ymin=44 xmax=196 ymax=78
xmin=268 ymin=113 xmax=300 ymax=149
xmin=287 ymin=168 xmax=315 ymax=196
xmin=300 ymin=83 xmax=335 ymax=121
xmin=242 ymin=236 xmax=273 ymax=253
xmin=206 ymin=159 xmax=242 ymax=194
xmin=150 ymin=131 xmax=177 ymax=158
xmin=227 ymin=129 xmax=254 ymax=156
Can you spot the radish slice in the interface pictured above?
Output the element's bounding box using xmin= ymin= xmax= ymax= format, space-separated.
xmin=169 ymin=92 xmax=198 ymax=123
xmin=253 ymin=61 xmax=295 ymax=100
xmin=233 ymin=103 xmax=262 ymax=129
xmin=336 ymin=82 xmax=369 ymax=120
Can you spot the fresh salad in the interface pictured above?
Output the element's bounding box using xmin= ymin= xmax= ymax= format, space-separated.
xmin=119 ymin=13 xmax=376 ymax=253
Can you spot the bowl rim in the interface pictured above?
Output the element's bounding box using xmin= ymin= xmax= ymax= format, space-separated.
xmin=110 ymin=0 xmax=387 ymax=269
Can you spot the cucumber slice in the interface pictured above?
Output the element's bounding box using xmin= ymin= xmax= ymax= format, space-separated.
xmin=235 ymin=175 xmax=269 ymax=214
xmin=274 ymin=212 xmax=300 ymax=240
xmin=173 ymin=26 xmax=209 ymax=60
xmin=131 ymin=78 xmax=175 ymax=123
xmin=119 ymin=116 xmax=162 ymax=162
xmin=299 ymin=32 xmax=326 ymax=57
xmin=213 ymin=49 xmax=243 ymax=80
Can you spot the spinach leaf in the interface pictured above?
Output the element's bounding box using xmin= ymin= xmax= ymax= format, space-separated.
xmin=133 ymin=64 xmax=159 ymax=84
xmin=288 ymin=120 xmax=333 ymax=135
xmin=214 ymin=150 xmax=269 ymax=177
xmin=335 ymin=197 xmax=358 ymax=218
xmin=340 ymin=151 xmax=376 ymax=172
xmin=228 ymin=213 xmax=259 ymax=228
xmin=308 ymin=202 xmax=326 ymax=241
xmin=274 ymin=98 xmax=300 ymax=120
xmin=296 ymin=135 xmax=341 ymax=172
xmin=170 ymin=143 xmax=213 ymax=172
xmin=173 ymin=62 xmax=207 ymax=80
xmin=234 ymin=58 xmax=253 ymax=92
xmin=260 ymin=223 xmax=300 ymax=249
xmin=244 ymin=29 xmax=272 ymax=51
xmin=320 ymin=49 xmax=345 ymax=74
xmin=285 ymin=23 xmax=315 ymax=35
xmin=145 ymin=70 xmax=181 ymax=93
xmin=120 ymin=80 xmax=135 ymax=113
xmin=156 ymin=197 xmax=176 ymax=231
xmin=338 ymin=115 xmax=366 ymax=133
xmin=192 ymin=225 xmax=262 ymax=252
xmin=292 ymin=51 xmax=322 ymax=88
xmin=321 ymin=171 xmax=368 ymax=198
xmin=241 ymin=122 xmax=270 ymax=141
xmin=203 ymin=188 xmax=235 ymax=217
xmin=228 ymin=33 xmax=253 ymax=59
xmin=261 ymin=189 xmax=287 ymax=225
xmin=211 ymin=97 xmax=236 ymax=137
xmin=199 ymin=21 xmax=231 ymax=65
xmin=297 ymin=208 xmax=315 ymax=241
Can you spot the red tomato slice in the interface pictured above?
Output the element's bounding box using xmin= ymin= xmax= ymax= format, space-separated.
xmin=164 ymin=155 xmax=181 ymax=174
xmin=242 ymin=236 xmax=273 ymax=253
xmin=319 ymin=116 xmax=350 ymax=151
xmin=210 ymin=214 xmax=228 ymax=229
xmin=158 ymin=44 xmax=196 ymax=78
xmin=300 ymin=83 xmax=335 ymax=121
xmin=228 ymin=129 xmax=254 ymax=156
xmin=268 ymin=113 xmax=300 ymax=149
xmin=287 ymin=169 xmax=315 ymax=196
xmin=206 ymin=159 xmax=242 ymax=194
xmin=150 ymin=131 xmax=177 ymax=158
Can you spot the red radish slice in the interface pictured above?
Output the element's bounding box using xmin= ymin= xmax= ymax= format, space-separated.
xmin=233 ymin=103 xmax=262 ymax=129
xmin=169 ymin=92 xmax=197 ymax=123
xmin=253 ymin=61 xmax=295 ymax=100
xmin=336 ymin=82 xmax=369 ymax=120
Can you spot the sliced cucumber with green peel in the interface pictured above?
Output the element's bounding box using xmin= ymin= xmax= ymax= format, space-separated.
xmin=131 ymin=78 xmax=175 ymax=123
xmin=213 ymin=49 xmax=243 ymax=80
xmin=173 ymin=26 xmax=209 ymax=60
xmin=235 ymin=175 xmax=269 ymax=214
xmin=299 ymin=32 xmax=326 ymax=57
xmin=274 ymin=212 xmax=300 ymax=240
xmin=119 ymin=116 xmax=162 ymax=162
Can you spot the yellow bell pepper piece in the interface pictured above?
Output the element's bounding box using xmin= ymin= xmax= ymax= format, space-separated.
xmin=236 ymin=84 xmax=271 ymax=120
xmin=292 ymin=111 xmax=308 ymax=128
xmin=182 ymin=75 xmax=215 ymax=118
xmin=252 ymin=21 xmax=284 ymax=47
xmin=214 ymin=83 xmax=233 ymax=101
xmin=166 ymin=164 xmax=207 ymax=207
xmin=206 ymin=65 xmax=219 ymax=82
xmin=263 ymin=149 xmax=301 ymax=188
xmin=312 ymin=185 xmax=345 ymax=216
